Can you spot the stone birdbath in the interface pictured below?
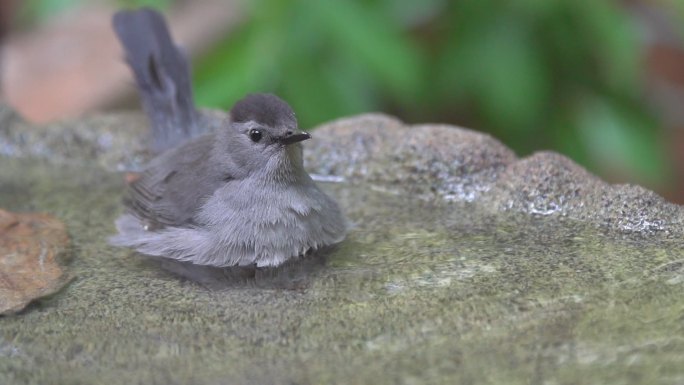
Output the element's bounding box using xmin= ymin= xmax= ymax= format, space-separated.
xmin=0 ymin=103 xmax=683 ymax=384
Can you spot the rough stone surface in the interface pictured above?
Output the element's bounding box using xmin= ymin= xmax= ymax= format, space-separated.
xmin=480 ymin=151 xmax=684 ymax=234
xmin=1 ymin=104 xmax=684 ymax=384
xmin=1 ymin=104 xmax=683 ymax=236
xmin=0 ymin=209 xmax=71 ymax=315
xmin=0 ymin=109 xmax=149 ymax=170
xmin=0 ymin=157 xmax=682 ymax=385
xmin=305 ymin=114 xmax=518 ymax=201
xmin=0 ymin=106 xmax=227 ymax=172
xmin=305 ymin=114 xmax=684 ymax=235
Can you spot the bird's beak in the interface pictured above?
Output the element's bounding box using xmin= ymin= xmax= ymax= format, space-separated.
xmin=280 ymin=131 xmax=311 ymax=145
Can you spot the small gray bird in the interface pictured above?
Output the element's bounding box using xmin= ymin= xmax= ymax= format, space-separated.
xmin=109 ymin=9 xmax=346 ymax=267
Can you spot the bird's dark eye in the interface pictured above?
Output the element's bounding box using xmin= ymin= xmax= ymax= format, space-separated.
xmin=248 ymin=129 xmax=262 ymax=143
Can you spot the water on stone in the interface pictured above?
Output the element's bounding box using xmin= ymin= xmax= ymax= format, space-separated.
xmin=0 ymin=158 xmax=682 ymax=384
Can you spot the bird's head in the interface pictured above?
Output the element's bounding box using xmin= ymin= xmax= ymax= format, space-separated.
xmin=214 ymin=93 xmax=311 ymax=180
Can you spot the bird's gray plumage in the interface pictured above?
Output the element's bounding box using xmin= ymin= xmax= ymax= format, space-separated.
xmin=113 ymin=8 xmax=200 ymax=152
xmin=123 ymin=133 xmax=226 ymax=227
xmin=109 ymin=9 xmax=346 ymax=267
xmin=231 ymin=93 xmax=296 ymax=128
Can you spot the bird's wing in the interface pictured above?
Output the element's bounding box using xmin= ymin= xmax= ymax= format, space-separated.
xmin=125 ymin=168 xmax=182 ymax=228
xmin=124 ymin=134 xmax=225 ymax=228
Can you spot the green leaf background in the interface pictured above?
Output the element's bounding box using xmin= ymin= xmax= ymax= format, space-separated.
xmin=17 ymin=0 xmax=684 ymax=192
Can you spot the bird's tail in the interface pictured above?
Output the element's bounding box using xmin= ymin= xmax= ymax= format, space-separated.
xmin=113 ymin=8 xmax=201 ymax=152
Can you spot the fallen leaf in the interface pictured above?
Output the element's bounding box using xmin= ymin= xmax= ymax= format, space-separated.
xmin=0 ymin=209 xmax=70 ymax=315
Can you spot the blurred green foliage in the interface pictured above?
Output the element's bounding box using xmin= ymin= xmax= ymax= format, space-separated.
xmin=18 ymin=0 xmax=81 ymax=21
xmin=194 ymin=0 xmax=677 ymax=186
xmin=16 ymin=0 xmax=681 ymax=187
xmin=17 ymin=0 xmax=172 ymax=24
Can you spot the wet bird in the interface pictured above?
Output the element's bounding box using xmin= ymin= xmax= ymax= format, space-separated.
xmin=109 ymin=9 xmax=346 ymax=267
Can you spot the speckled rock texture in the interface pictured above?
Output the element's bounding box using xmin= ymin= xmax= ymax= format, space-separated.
xmin=0 ymin=104 xmax=226 ymax=172
xmin=305 ymin=114 xmax=684 ymax=235
xmin=303 ymin=114 xmax=517 ymax=201
xmin=482 ymin=151 xmax=684 ymax=234
xmin=1 ymin=104 xmax=683 ymax=384
xmin=1 ymin=104 xmax=683 ymax=236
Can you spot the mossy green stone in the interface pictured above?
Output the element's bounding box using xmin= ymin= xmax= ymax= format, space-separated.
xmin=1 ymin=157 xmax=682 ymax=384
xmin=1 ymin=107 xmax=683 ymax=384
